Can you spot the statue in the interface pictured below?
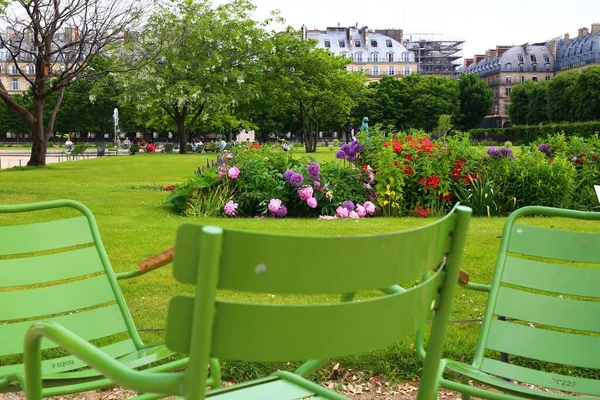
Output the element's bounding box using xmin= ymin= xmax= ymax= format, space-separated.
xmin=360 ymin=117 xmax=369 ymax=135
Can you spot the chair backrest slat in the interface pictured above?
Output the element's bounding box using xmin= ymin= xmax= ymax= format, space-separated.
xmin=0 ymin=247 xmax=105 ymax=288
xmin=508 ymin=223 xmax=600 ymax=264
xmin=166 ymin=270 xmax=442 ymax=360
xmin=0 ymin=216 xmax=93 ymax=256
xmin=174 ymin=215 xmax=455 ymax=294
xmin=487 ymin=319 xmax=600 ymax=369
xmin=0 ymin=275 xmax=117 ymax=321
xmin=502 ymin=256 xmax=600 ymax=297
xmin=495 ymin=287 xmax=600 ymax=332
xmin=0 ymin=304 xmax=128 ymax=356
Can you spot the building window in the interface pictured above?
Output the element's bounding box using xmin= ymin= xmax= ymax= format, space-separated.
xmin=388 ymin=66 xmax=395 ymax=75
xmin=518 ymin=63 xmax=524 ymax=72
xmin=10 ymin=65 xmax=17 ymax=74
xmin=354 ymin=52 xmax=363 ymax=62
xmin=532 ymin=63 xmax=537 ymax=71
xmin=11 ymin=78 xmax=20 ymax=91
xmin=545 ymin=75 xmax=551 ymax=81
xmin=371 ymin=40 xmax=378 ymax=47
xmin=27 ymin=65 xmax=35 ymax=75
xmin=324 ymin=40 xmax=330 ymax=48
xmin=355 ymin=40 xmax=361 ymax=47
xmin=339 ymin=40 xmax=345 ymax=48
xmin=505 ymin=87 xmax=512 ymax=96
xmin=532 ymin=76 xmax=538 ymax=82
xmin=404 ymin=66 xmax=411 ymax=75
xmin=387 ymin=52 xmax=394 ymax=62
xmin=543 ymin=53 xmax=549 ymax=63
xmin=520 ymin=76 xmax=525 ymax=83
xmin=372 ymin=66 xmax=379 ymax=76
xmin=506 ymin=76 xmax=512 ymax=83
xmin=505 ymin=63 xmax=512 ymax=71
xmin=545 ymin=63 xmax=551 ymax=71
xmin=356 ymin=66 xmax=363 ymax=72
xmin=402 ymin=52 xmax=409 ymax=62
xmin=530 ymin=54 xmax=537 ymax=63
xmin=386 ymin=39 xmax=392 ymax=47
xmin=371 ymin=52 xmax=379 ymax=62
xmin=591 ymin=41 xmax=595 ymax=51
xmin=517 ymin=53 xmax=524 ymax=62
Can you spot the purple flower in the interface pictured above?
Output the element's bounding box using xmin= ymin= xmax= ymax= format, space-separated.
xmin=341 ymin=200 xmax=355 ymax=212
xmin=335 ymin=147 xmax=347 ymax=160
xmin=228 ymin=166 xmax=240 ymax=179
xmin=363 ymin=201 xmax=376 ymax=215
xmin=307 ymin=197 xmax=318 ymax=208
xmin=298 ymin=186 xmax=314 ymax=201
xmin=336 ymin=140 xmax=364 ymax=162
xmin=223 ymin=200 xmax=238 ymax=216
xmin=538 ymin=143 xmax=550 ymax=153
xmin=284 ymin=169 xmax=304 ymax=186
xmin=307 ymin=162 xmax=320 ymax=180
xmin=487 ymin=147 xmax=501 ymax=158
xmin=268 ymin=199 xmax=287 ymax=217
xmin=500 ymin=147 xmax=514 ymax=159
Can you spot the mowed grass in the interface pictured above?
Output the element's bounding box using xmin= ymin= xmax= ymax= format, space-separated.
xmin=0 ymin=150 xmax=597 ymax=381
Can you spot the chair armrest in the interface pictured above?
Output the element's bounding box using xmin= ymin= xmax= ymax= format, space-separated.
xmin=458 ymin=269 xmax=491 ymax=292
xmin=24 ymin=321 xmax=183 ymax=400
xmin=115 ymin=247 xmax=175 ymax=280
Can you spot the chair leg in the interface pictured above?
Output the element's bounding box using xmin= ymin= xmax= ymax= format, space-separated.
xmin=460 ymin=377 xmax=471 ymax=400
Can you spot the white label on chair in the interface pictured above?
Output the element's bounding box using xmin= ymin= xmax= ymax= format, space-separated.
xmin=595 ymin=185 xmax=600 ymax=204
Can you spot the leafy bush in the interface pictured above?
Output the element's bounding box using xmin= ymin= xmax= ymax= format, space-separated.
xmin=332 ymin=139 xmax=340 ymax=146
xmin=469 ymin=121 xmax=600 ymax=144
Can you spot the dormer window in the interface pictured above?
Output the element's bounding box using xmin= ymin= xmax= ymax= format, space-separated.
xmin=386 ymin=39 xmax=392 ymax=48
xmin=324 ymin=40 xmax=330 ymax=48
xmin=543 ymin=53 xmax=549 ymax=62
xmin=505 ymin=63 xmax=512 ymax=71
xmin=517 ymin=53 xmax=524 ymax=62
xmin=371 ymin=40 xmax=378 ymax=47
xmin=354 ymin=40 xmax=361 ymax=47
xmin=530 ymin=54 xmax=537 ymax=63
xmin=339 ymin=40 xmax=345 ymax=48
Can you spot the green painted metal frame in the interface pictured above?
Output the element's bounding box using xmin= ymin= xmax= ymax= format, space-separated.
xmin=0 ymin=200 xmax=198 ymax=397
xmin=431 ymin=206 xmax=600 ymax=400
xmin=23 ymin=204 xmax=472 ymax=400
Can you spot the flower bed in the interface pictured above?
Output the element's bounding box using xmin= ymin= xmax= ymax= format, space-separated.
xmin=166 ymin=130 xmax=600 ymax=218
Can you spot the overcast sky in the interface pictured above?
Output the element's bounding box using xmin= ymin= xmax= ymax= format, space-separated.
xmin=233 ymin=0 xmax=600 ymax=61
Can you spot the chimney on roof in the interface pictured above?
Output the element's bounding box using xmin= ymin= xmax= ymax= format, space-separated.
xmin=578 ymin=27 xmax=588 ymax=40
xmin=592 ymin=23 xmax=600 ymax=35
xmin=564 ymin=32 xmax=569 ymax=43
xmin=465 ymin=58 xmax=474 ymax=68
xmin=301 ymin=24 xmax=307 ymax=40
xmin=487 ymin=49 xmax=498 ymax=60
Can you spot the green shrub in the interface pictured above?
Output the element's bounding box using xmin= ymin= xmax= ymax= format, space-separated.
xmin=129 ymin=145 xmax=140 ymax=155
xmin=469 ymin=121 xmax=600 ymax=144
xmin=332 ymin=139 xmax=340 ymax=146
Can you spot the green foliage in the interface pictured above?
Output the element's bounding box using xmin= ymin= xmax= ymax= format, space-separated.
xmin=457 ymin=73 xmax=494 ymax=130
xmin=332 ymin=139 xmax=340 ymax=147
xmin=470 ymin=121 xmax=600 ymax=144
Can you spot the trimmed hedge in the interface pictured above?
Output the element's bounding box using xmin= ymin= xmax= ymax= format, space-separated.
xmin=469 ymin=121 xmax=600 ymax=144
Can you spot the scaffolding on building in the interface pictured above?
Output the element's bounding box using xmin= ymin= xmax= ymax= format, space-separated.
xmin=404 ymin=33 xmax=465 ymax=77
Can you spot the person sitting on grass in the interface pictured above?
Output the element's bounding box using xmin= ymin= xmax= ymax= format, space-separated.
xmin=146 ymin=141 xmax=156 ymax=153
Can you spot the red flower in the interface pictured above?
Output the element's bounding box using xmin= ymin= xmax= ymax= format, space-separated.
xmin=426 ymin=175 xmax=441 ymax=189
xmin=384 ymin=141 xmax=390 ymax=148
xmin=405 ymin=155 xmax=413 ymax=161
xmin=394 ymin=161 xmax=400 ymax=167
xmin=404 ymin=165 xmax=414 ymax=175
xmin=454 ymin=159 xmax=466 ymax=167
xmin=409 ymin=205 xmax=432 ymax=218
xmin=439 ymin=193 xmax=454 ymax=202
xmin=248 ymin=143 xmax=263 ymax=150
xmin=462 ymin=173 xmax=478 ymax=185
xmin=451 ymin=166 xmax=462 ymax=180
xmin=362 ymin=164 xmax=369 ymax=170
xmin=392 ymin=138 xmax=402 ymax=153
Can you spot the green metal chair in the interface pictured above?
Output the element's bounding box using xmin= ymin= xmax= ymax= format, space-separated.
xmin=429 ymin=206 xmax=600 ymax=399
xmin=24 ymin=205 xmax=472 ymax=400
xmin=0 ymin=200 xmax=205 ymax=397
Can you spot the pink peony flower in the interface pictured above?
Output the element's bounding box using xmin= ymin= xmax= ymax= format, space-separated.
xmin=228 ymin=166 xmax=240 ymax=179
xmin=218 ymin=166 xmax=228 ymax=179
xmin=307 ymin=197 xmax=317 ymax=208
xmin=298 ymin=185 xmax=314 ymax=201
xmin=349 ymin=211 xmax=360 ymax=219
xmin=356 ymin=204 xmax=367 ymax=217
xmin=268 ymin=199 xmax=287 ymax=217
xmin=223 ymin=200 xmax=238 ymax=216
xmin=363 ymin=201 xmax=376 ymax=215
xmin=336 ymin=206 xmax=349 ymax=219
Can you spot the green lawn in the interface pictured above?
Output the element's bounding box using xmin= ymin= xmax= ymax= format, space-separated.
xmin=0 ymin=151 xmax=596 ymax=382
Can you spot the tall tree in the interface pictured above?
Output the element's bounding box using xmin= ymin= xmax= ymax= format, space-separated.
xmin=457 ymin=73 xmax=493 ymax=130
xmin=573 ymin=66 xmax=600 ymax=122
xmin=525 ymin=81 xmax=549 ymax=125
xmin=547 ymin=71 xmax=577 ymax=123
xmin=257 ymin=29 xmax=365 ymax=152
xmin=116 ymin=0 xmax=270 ymax=153
xmin=409 ymin=75 xmax=460 ymax=131
xmin=0 ymin=0 xmax=148 ymax=165
xmin=507 ymin=82 xmax=530 ymax=125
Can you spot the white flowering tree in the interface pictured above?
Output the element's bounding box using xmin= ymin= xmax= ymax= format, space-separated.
xmin=116 ymin=0 xmax=271 ymax=153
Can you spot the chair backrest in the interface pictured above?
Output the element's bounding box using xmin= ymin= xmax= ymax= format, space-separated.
xmin=165 ymin=205 xmax=471 ymax=398
xmin=0 ymin=200 xmax=141 ymax=374
xmin=473 ymin=206 xmax=600 ymax=395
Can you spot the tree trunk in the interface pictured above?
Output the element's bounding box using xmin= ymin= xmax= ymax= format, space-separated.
xmin=177 ymin=118 xmax=187 ymax=154
xmin=28 ymin=96 xmax=47 ymax=166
